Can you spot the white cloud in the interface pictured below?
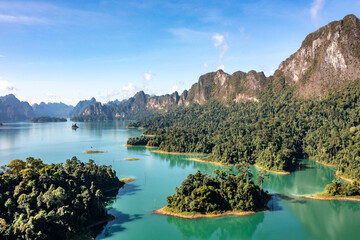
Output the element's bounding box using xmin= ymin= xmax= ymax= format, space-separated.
xmin=0 ymin=54 xmax=4 ymax=58
xmin=0 ymin=78 xmax=16 ymax=95
xmin=212 ymin=33 xmax=225 ymax=47
xmin=203 ymin=63 xmax=208 ymax=71
xmin=143 ymin=72 xmax=153 ymax=82
xmin=168 ymin=28 xmax=208 ymax=42
xmin=258 ymin=65 xmax=275 ymax=77
xmin=122 ymin=82 xmax=138 ymax=99
xmin=171 ymin=85 xmax=179 ymax=92
xmin=98 ymin=89 xmax=120 ymax=102
xmin=239 ymin=27 xmax=250 ymax=40
xmin=310 ymin=0 xmax=325 ymax=20
xmin=212 ymin=33 xmax=229 ymax=70
xmin=0 ymin=14 xmax=46 ymax=25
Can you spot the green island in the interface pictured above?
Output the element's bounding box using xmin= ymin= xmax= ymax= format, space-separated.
xmin=304 ymin=180 xmax=360 ymax=202
xmin=124 ymin=158 xmax=139 ymax=161
xmin=155 ymin=164 xmax=270 ymax=219
xmin=128 ymin=79 xmax=360 ymax=180
xmin=84 ymin=150 xmax=105 ymax=154
xmin=30 ymin=117 xmax=67 ymax=123
xmin=0 ymin=156 xmax=124 ymax=239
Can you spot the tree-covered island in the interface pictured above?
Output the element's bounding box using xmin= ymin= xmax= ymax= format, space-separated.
xmin=0 ymin=156 xmax=126 ymax=239
xmin=155 ymin=164 xmax=271 ymax=218
xmin=30 ymin=117 xmax=67 ymax=123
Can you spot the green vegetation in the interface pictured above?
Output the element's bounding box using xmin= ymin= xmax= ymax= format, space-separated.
xmin=126 ymin=136 xmax=149 ymax=146
xmin=128 ymin=79 xmax=360 ymax=178
xmin=165 ymin=164 xmax=270 ymax=215
xmin=30 ymin=117 xmax=67 ymax=123
xmin=0 ymin=156 xmax=124 ymax=239
xmin=325 ymin=180 xmax=360 ymax=197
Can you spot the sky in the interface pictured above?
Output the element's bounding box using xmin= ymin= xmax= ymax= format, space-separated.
xmin=0 ymin=0 xmax=359 ymax=105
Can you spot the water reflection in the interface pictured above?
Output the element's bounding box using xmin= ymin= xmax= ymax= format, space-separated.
xmin=167 ymin=212 xmax=265 ymax=240
xmin=288 ymin=199 xmax=360 ymax=240
xmin=151 ymin=151 xmax=227 ymax=173
xmin=258 ymin=159 xmax=337 ymax=196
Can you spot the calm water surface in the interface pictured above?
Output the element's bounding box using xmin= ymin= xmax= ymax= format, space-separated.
xmin=0 ymin=121 xmax=359 ymax=240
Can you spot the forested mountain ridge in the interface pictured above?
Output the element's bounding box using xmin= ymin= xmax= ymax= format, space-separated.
xmin=74 ymin=14 xmax=360 ymax=121
xmin=72 ymin=70 xmax=267 ymax=121
xmin=128 ymin=78 xmax=360 ymax=179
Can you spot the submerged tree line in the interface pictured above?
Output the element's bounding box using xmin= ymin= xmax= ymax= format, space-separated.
xmin=128 ymin=79 xmax=360 ymax=193
xmin=0 ymin=157 xmax=123 ymax=239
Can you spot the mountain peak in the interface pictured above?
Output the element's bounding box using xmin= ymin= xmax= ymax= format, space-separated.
xmin=277 ymin=14 xmax=360 ymax=98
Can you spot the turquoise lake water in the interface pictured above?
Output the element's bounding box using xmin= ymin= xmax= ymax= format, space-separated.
xmin=0 ymin=121 xmax=360 ymax=240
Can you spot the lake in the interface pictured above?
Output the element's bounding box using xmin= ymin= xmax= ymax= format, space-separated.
xmin=1 ymin=121 xmax=359 ymax=240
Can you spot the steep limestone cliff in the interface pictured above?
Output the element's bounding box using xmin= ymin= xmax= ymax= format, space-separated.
xmin=277 ymin=14 xmax=360 ymax=98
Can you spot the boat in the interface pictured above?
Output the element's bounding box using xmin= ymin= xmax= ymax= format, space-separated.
xmin=71 ymin=123 xmax=79 ymax=129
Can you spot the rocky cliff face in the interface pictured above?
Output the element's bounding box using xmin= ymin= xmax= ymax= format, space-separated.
xmin=185 ymin=69 xmax=266 ymax=105
xmin=277 ymin=14 xmax=360 ymax=98
xmin=68 ymin=97 xmax=97 ymax=118
xmin=75 ymin=69 xmax=267 ymax=121
xmin=0 ymin=94 xmax=34 ymax=122
xmin=75 ymin=14 xmax=360 ymax=120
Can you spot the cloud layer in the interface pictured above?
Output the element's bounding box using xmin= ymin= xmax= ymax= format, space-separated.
xmin=310 ymin=0 xmax=325 ymax=20
xmin=212 ymin=33 xmax=229 ymax=70
xmin=0 ymin=79 xmax=16 ymax=94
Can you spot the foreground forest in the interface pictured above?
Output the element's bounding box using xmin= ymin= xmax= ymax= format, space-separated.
xmin=0 ymin=157 xmax=123 ymax=239
xmin=128 ymin=79 xmax=360 ymax=181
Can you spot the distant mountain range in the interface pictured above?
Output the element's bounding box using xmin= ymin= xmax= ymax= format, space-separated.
xmin=72 ymin=14 xmax=360 ymax=121
xmin=0 ymin=94 xmax=129 ymax=122
xmin=32 ymin=102 xmax=73 ymax=118
xmin=0 ymin=94 xmax=34 ymax=122
xmin=2 ymin=14 xmax=360 ymax=123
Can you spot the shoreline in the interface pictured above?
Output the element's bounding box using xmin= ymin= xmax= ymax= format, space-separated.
xmin=120 ymin=177 xmax=135 ymax=184
xmin=314 ymin=160 xmax=338 ymax=168
xmin=336 ymin=171 xmax=354 ymax=183
xmin=312 ymin=160 xmax=356 ymax=183
xmin=124 ymin=158 xmax=139 ymax=161
xmin=88 ymin=214 xmax=115 ymax=229
xmin=151 ymin=150 xmax=206 ymax=156
xmin=302 ymin=193 xmax=360 ymax=202
xmin=84 ymin=150 xmax=104 ymax=154
xmin=187 ymin=157 xmax=233 ymax=166
xmin=145 ymin=146 xmax=158 ymax=148
xmin=153 ymin=206 xmax=257 ymax=219
xmin=253 ymin=164 xmax=291 ymax=175
xmin=124 ymin=144 xmax=145 ymax=147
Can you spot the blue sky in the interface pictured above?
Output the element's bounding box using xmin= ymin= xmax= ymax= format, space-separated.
xmin=0 ymin=0 xmax=359 ymax=105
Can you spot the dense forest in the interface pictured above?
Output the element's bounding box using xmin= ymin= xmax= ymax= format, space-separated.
xmin=0 ymin=157 xmax=123 ymax=239
xmin=325 ymin=180 xmax=360 ymax=197
xmin=30 ymin=117 xmax=67 ymax=123
xmin=166 ymin=164 xmax=270 ymax=214
xmin=128 ymin=79 xmax=360 ymax=179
